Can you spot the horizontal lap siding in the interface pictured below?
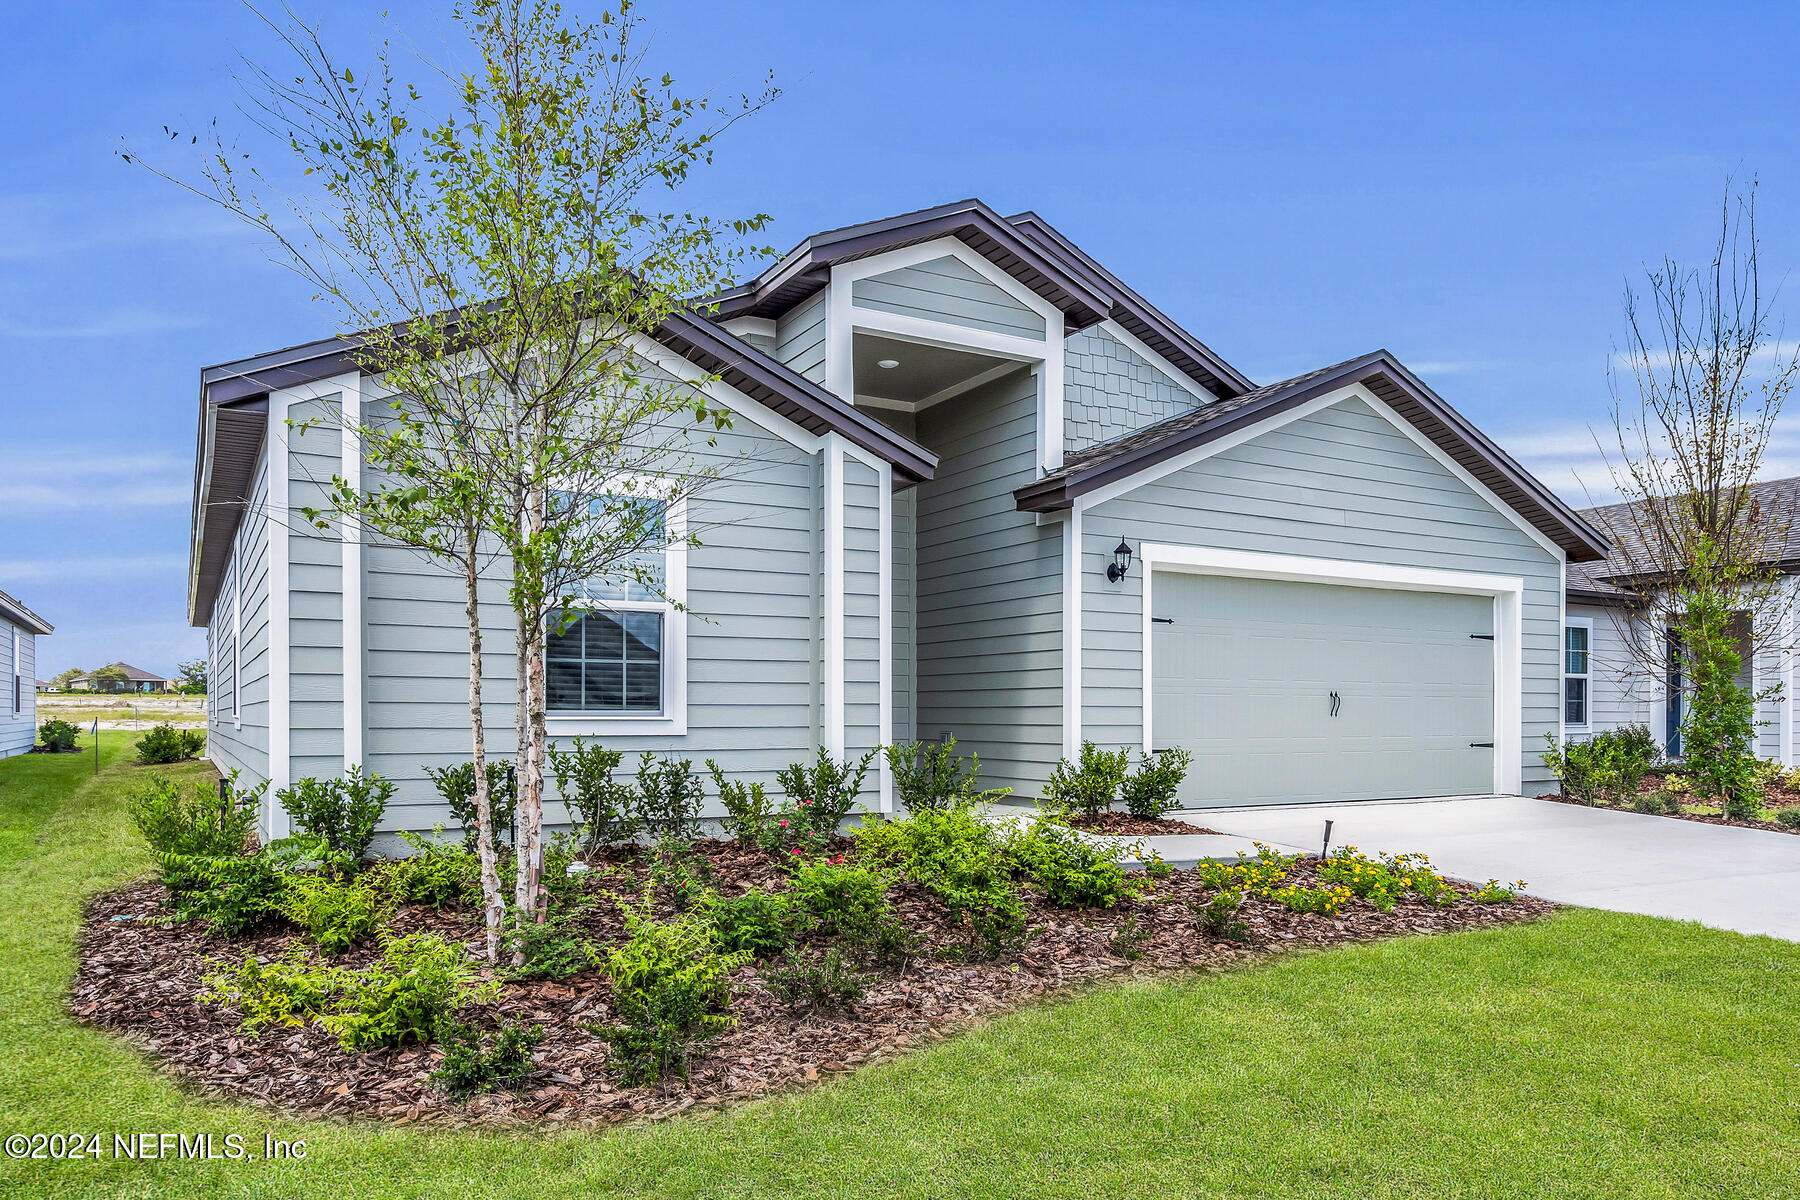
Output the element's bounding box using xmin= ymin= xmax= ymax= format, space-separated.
xmin=773 ymin=291 xmax=827 ymax=385
xmin=207 ymin=449 xmax=271 ymax=801
xmin=0 ymin=620 xmax=30 ymax=758
xmin=362 ymin=407 xmax=822 ymax=831
xmin=1064 ymin=325 xmax=1206 ymax=454
xmin=916 ymin=367 xmax=1063 ymax=798
xmin=287 ymin=399 xmax=345 ymax=785
xmin=851 ymin=255 xmax=1045 ymax=341
xmin=844 ymin=459 xmax=882 ymax=796
xmin=1082 ymin=394 xmax=1564 ymax=792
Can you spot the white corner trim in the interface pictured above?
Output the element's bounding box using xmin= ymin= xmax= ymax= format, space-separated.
xmin=1137 ymin=542 xmax=1526 ymax=795
xmin=230 ymin=553 xmax=241 ymax=730
xmin=1098 ymin=318 xmax=1216 ymax=405
xmin=266 ymin=390 xmax=294 ymax=836
xmin=878 ymin=459 xmax=894 ymax=812
xmin=1785 ymin=576 xmax=1798 ymax=768
xmin=340 ymin=383 xmax=364 ymax=771
xmin=822 ymin=433 xmax=847 ymax=759
xmin=832 ymin=235 xmax=1064 ymax=326
xmin=629 ymin=332 xmax=822 ymax=454
xmin=1062 ymin=505 xmax=1084 ymax=759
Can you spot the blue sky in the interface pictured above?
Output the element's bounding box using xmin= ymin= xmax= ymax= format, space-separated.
xmin=5 ymin=0 xmax=1800 ymax=677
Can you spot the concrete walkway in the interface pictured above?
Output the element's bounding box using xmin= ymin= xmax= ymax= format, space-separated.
xmin=1196 ymin=795 xmax=1800 ymax=942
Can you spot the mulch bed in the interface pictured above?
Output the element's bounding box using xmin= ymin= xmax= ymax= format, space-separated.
xmin=1539 ymin=768 xmax=1800 ymax=834
xmin=1063 ymin=812 xmax=1222 ymax=836
xmin=71 ymin=840 xmax=1552 ymax=1129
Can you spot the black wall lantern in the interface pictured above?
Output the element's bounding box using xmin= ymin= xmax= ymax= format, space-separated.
xmin=1106 ymin=537 xmax=1134 ymax=583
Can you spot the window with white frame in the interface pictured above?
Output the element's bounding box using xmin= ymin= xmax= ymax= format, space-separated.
xmin=11 ymin=625 xmax=20 ymax=717
xmin=545 ymin=493 xmax=680 ymax=717
xmin=1564 ymin=620 xmax=1591 ymax=728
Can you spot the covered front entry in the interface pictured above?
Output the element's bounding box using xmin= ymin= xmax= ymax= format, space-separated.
xmin=1149 ymin=570 xmax=1498 ymax=806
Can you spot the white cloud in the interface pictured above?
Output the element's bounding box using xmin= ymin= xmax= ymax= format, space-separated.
xmin=0 ymin=307 xmax=203 ymax=339
xmin=1495 ymin=418 xmax=1800 ymax=508
xmin=1404 ymin=359 xmax=1507 ymax=377
xmin=0 ymin=554 xmax=187 ymax=583
xmin=0 ymin=446 xmax=190 ymax=511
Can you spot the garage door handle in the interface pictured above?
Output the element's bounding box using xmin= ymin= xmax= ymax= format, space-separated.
xmin=1469 ymin=741 xmax=1494 ymax=748
xmin=1329 ymin=690 xmax=1340 ymax=717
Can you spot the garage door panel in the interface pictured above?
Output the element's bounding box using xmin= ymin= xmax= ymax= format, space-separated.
xmin=1151 ymin=571 xmax=1495 ymax=806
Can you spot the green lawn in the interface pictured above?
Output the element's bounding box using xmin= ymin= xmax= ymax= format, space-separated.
xmin=3 ymin=735 xmax=1799 ymax=1199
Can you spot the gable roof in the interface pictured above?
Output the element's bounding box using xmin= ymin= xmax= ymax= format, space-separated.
xmin=1567 ymin=474 xmax=1800 ymax=601
xmin=710 ymin=200 xmax=1252 ymax=400
xmin=78 ymin=662 xmax=166 ymax=683
xmin=189 ymin=308 xmax=938 ymax=627
xmin=0 ymin=588 xmax=52 ymax=635
xmin=1014 ymin=349 xmax=1611 ymax=563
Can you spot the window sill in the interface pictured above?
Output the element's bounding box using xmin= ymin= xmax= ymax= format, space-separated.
xmin=545 ymin=711 xmax=687 ymax=738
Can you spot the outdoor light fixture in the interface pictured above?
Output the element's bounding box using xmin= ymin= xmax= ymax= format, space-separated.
xmin=877 ymin=358 xmax=900 ymax=369
xmin=1106 ymin=537 xmax=1134 ymax=582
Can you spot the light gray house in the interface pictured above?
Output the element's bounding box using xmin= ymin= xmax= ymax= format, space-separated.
xmin=188 ymin=199 xmax=1609 ymax=840
xmin=0 ymin=589 xmax=53 ymax=758
xmin=1563 ymin=476 xmax=1800 ymax=765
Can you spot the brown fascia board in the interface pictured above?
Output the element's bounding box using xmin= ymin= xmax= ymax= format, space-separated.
xmin=1004 ymin=211 xmax=1256 ymax=399
xmin=1015 ymin=349 xmax=1612 ymax=564
xmin=1566 ymin=586 xmax=1633 ymax=607
xmin=710 ymin=199 xmax=1117 ymax=329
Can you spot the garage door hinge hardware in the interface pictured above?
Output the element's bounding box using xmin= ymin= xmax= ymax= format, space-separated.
xmin=1469 ymin=741 xmax=1494 ymax=748
xmin=1151 ymin=617 xmax=1174 ymax=624
xmin=1469 ymin=633 xmax=1495 ymax=640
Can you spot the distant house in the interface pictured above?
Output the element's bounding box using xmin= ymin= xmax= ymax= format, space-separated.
xmin=35 ymin=680 xmax=50 ymax=693
xmin=70 ymin=662 xmax=172 ymax=694
xmin=0 ymin=589 xmax=53 ymax=758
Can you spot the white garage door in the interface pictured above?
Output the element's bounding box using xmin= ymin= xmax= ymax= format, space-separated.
xmin=1150 ymin=571 xmax=1496 ymax=806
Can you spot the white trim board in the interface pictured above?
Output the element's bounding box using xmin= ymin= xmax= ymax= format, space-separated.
xmin=821 ymin=433 xmax=847 ymax=760
xmin=1062 ymin=505 xmax=1084 ymax=759
xmin=1138 ymin=542 xmax=1526 ymax=796
xmin=340 ymin=384 xmax=364 ymax=771
xmin=1562 ymin=611 xmax=1594 ymax=736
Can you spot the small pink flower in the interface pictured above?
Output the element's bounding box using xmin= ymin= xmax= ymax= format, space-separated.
xmin=778 ymin=820 xmax=788 ymax=827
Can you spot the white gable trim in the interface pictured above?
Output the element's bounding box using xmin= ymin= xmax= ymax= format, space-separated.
xmin=1075 ymin=384 xmax=1567 ymax=563
xmin=1096 ymin=319 xmax=1215 ymax=405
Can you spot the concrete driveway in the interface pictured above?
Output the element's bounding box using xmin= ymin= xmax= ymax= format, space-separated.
xmin=1197 ymin=795 xmax=1800 ymax=942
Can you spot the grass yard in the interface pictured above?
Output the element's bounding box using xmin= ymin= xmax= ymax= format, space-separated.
xmin=2 ymin=735 xmax=1798 ymax=1199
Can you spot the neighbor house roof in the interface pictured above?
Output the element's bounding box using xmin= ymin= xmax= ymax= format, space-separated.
xmin=1013 ymin=349 xmax=1612 ymax=564
xmin=1566 ymin=474 xmax=1800 ymax=603
xmin=0 ymin=588 xmax=53 ymax=635
xmin=710 ymin=199 xmax=1252 ymax=400
xmin=189 ymin=305 xmax=940 ymax=627
xmin=77 ymin=662 xmax=167 ymax=684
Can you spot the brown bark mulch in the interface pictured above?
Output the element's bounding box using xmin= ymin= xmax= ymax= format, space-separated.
xmin=1063 ymin=812 xmax=1222 ymax=836
xmin=1539 ymin=767 xmax=1800 ymax=834
xmin=71 ymin=841 xmax=1552 ymax=1129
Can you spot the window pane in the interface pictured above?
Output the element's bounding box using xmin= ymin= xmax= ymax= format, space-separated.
xmin=546 ymin=656 xmax=583 ymax=709
xmin=1564 ymin=625 xmax=1589 ymax=676
xmin=545 ymin=609 xmax=663 ymax=715
xmin=572 ymin=496 xmax=667 ymax=603
xmin=1564 ymin=677 xmax=1587 ymax=725
xmin=584 ymin=660 xmax=624 ymax=710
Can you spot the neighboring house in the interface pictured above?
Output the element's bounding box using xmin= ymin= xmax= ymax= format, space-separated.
xmin=1563 ymin=476 xmax=1800 ymax=764
xmin=35 ymin=680 xmax=50 ymax=693
xmin=187 ymin=198 xmax=1608 ymax=842
xmin=70 ymin=663 xmax=173 ymax=694
xmin=0 ymin=590 xmax=53 ymax=758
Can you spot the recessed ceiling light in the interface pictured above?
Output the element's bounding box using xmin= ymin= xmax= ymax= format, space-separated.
xmin=877 ymin=358 xmax=900 ymax=369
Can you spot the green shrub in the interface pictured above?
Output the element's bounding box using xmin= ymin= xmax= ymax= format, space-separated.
xmin=548 ymin=738 xmax=636 ymax=851
xmin=702 ymin=888 xmax=795 ymax=958
xmin=708 ymin=760 xmax=778 ymax=846
xmin=885 ymin=738 xmax=1010 ymax=813
xmin=135 ymin=723 xmax=206 ymax=764
xmin=589 ymin=895 xmax=749 ymax=1084
xmin=1676 ymin=584 xmax=1766 ymax=819
xmin=36 ymin=719 xmax=78 ymax=752
xmin=1540 ymin=727 xmax=1657 ymax=807
xmin=1775 ymin=808 xmax=1800 ymax=830
xmin=1195 ymin=843 xmax=1297 ymax=897
xmin=426 ymin=760 xmax=517 ymax=852
xmin=321 ymin=932 xmax=499 ymax=1051
xmin=776 ymin=748 xmax=878 ymax=843
xmin=129 ymin=771 xmax=264 ymax=863
xmin=1119 ymin=747 xmax=1192 ymax=820
xmin=433 ymin=1019 xmax=544 ymax=1100
xmin=1470 ymin=878 xmax=1527 ymax=903
xmin=504 ymin=903 xmax=599 ymax=981
xmin=381 ymin=830 xmax=481 ymax=907
xmin=1191 ymin=888 xmax=1253 ymax=944
xmin=630 ymin=753 xmax=705 ymax=842
xmin=1107 ymin=917 xmax=1150 ymax=961
xmin=1271 ymin=884 xmax=1351 ymax=916
xmin=1005 ymin=820 xmax=1130 ymax=908
xmin=763 ymin=948 xmax=867 ymax=1012
xmin=1630 ymin=790 xmax=1678 ymax=816
xmin=855 ymin=807 xmax=1024 ymax=956
xmin=1610 ymin=722 xmax=1661 ymax=764
xmin=199 ymin=943 xmax=340 ymax=1037
xmin=1044 ymin=741 xmax=1130 ymax=818
xmin=161 ymin=846 xmax=297 ymax=934
xmin=788 ymin=858 xmax=890 ymax=934
xmin=276 ymin=766 xmax=393 ymax=873
xmin=643 ymin=833 xmax=713 ymax=910
xmin=281 ymin=873 xmax=392 ymax=954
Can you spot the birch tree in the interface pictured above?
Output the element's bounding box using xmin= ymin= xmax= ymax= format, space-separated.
xmin=125 ymin=0 xmax=776 ymax=957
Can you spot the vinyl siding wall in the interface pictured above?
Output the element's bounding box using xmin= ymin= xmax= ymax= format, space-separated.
xmin=891 ymin=488 xmax=916 ymax=746
xmin=287 ymin=399 xmax=346 ymax=784
xmin=850 ymin=255 xmax=1045 ymax=341
xmin=0 ymin=619 xmax=35 ymax=758
xmin=915 ymin=367 xmax=1064 ymax=798
xmin=773 ymin=291 xmax=827 ymax=385
xmin=1080 ymin=392 xmax=1566 ymax=793
xmin=1064 ymin=325 xmax=1207 ymax=455
xmin=206 ymin=446 xmax=272 ymax=802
